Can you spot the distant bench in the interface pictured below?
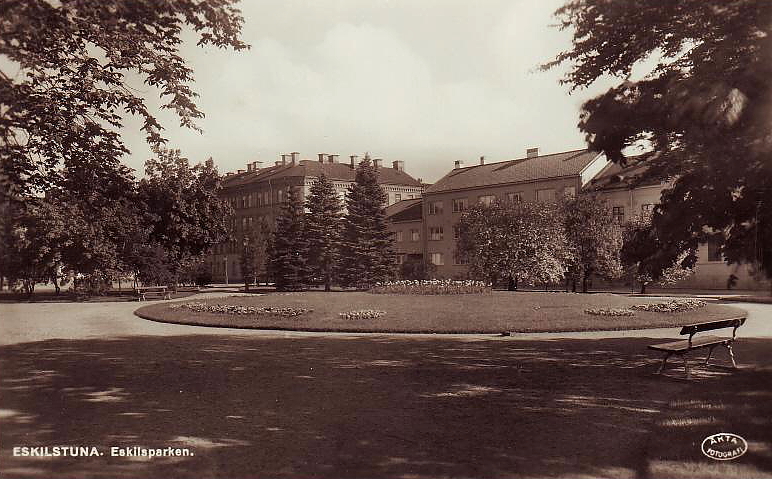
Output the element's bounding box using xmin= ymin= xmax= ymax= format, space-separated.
xmin=648 ymin=316 xmax=746 ymax=379
xmin=134 ymin=286 xmax=171 ymax=301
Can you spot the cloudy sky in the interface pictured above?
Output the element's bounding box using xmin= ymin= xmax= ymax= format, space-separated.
xmin=122 ymin=0 xmax=621 ymax=183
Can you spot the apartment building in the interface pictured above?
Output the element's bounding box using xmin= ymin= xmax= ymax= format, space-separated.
xmin=417 ymin=148 xmax=609 ymax=278
xmin=211 ymin=152 xmax=423 ymax=283
xmin=385 ymin=198 xmax=424 ymax=267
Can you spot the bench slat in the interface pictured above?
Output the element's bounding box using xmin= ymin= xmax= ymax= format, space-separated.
xmin=679 ymin=317 xmax=746 ymax=335
xmin=648 ymin=335 xmax=731 ymax=352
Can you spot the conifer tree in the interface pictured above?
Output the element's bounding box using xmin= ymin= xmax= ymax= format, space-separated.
xmin=339 ymin=157 xmax=396 ymax=288
xmin=268 ymin=187 xmax=310 ymax=291
xmin=305 ymin=173 xmax=343 ymax=291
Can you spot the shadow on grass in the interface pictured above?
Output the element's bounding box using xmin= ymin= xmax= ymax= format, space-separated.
xmin=1 ymin=335 xmax=770 ymax=479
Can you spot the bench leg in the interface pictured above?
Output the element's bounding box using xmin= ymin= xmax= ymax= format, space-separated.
xmin=656 ymin=353 xmax=671 ymax=374
xmin=705 ymin=345 xmax=716 ymax=365
xmin=682 ymin=355 xmax=691 ymax=380
xmin=726 ymin=344 xmax=737 ymax=368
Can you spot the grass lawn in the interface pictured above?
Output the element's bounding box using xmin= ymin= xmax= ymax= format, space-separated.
xmin=135 ymin=291 xmax=745 ymax=333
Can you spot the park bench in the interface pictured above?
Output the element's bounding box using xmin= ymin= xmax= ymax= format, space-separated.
xmin=648 ymin=316 xmax=746 ymax=379
xmin=134 ymin=286 xmax=171 ymax=301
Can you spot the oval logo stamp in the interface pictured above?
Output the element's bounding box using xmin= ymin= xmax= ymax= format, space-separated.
xmin=701 ymin=433 xmax=748 ymax=461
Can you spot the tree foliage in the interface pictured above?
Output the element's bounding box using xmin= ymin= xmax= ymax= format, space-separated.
xmin=547 ymin=0 xmax=772 ymax=283
xmin=138 ymin=148 xmax=230 ymax=282
xmin=562 ymin=194 xmax=623 ymax=292
xmin=338 ymin=157 xmax=396 ymax=289
xmin=0 ymin=0 xmax=248 ymax=202
xmin=304 ymin=173 xmax=343 ymax=291
xmin=268 ymin=187 xmax=310 ymax=291
xmin=239 ymin=219 xmax=270 ymax=291
xmin=457 ymin=201 xmax=572 ymax=286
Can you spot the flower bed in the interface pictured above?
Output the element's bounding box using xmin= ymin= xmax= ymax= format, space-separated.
xmin=584 ymin=308 xmax=635 ymax=317
xmin=339 ymin=310 xmax=386 ymax=320
xmin=631 ymin=299 xmax=706 ymax=313
xmin=370 ymin=280 xmax=490 ymax=295
xmin=170 ymin=302 xmax=311 ymax=317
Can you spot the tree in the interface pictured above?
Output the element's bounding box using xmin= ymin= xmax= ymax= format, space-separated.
xmin=138 ymin=148 xmax=231 ymax=286
xmin=268 ymin=187 xmax=310 ymax=291
xmin=239 ymin=219 xmax=270 ymax=291
xmin=622 ymin=213 xmax=695 ymax=294
xmin=457 ymin=201 xmax=573 ymax=287
xmin=400 ymin=256 xmax=436 ymax=281
xmin=304 ymin=173 xmax=343 ymax=291
xmin=1 ymin=0 xmax=248 ymax=204
xmin=546 ymin=0 xmax=772 ymax=290
xmin=562 ymin=194 xmax=623 ymax=292
xmin=338 ymin=157 xmax=396 ymax=289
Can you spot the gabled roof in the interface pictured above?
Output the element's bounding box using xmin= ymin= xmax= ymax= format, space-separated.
xmin=587 ymin=154 xmax=661 ymax=191
xmin=424 ymin=149 xmax=601 ymax=194
xmin=385 ymin=198 xmax=422 ymax=222
xmin=222 ymin=160 xmax=422 ymax=189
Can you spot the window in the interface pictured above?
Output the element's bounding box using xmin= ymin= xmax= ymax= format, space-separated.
xmin=395 ymin=193 xmax=402 ymax=202
xmin=411 ymin=229 xmax=420 ymax=242
xmin=453 ymin=224 xmax=460 ymax=239
xmin=707 ymin=236 xmax=723 ymax=262
xmin=478 ymin=195 xmax=495 ymax=206
xmin=612 ymin=206 xmax=625 ymax=225
xmin=641 ymin=203 xmax=655 ymax=213
xmin=563 ymin=186 xmax=576 ymax=198
xmin=536 ymin=188 xmax=555 ymax=202
xmin=396 ymin=230 xmax=404 ymax=242
xmin=430 ymin=252 xmax=444 ymax=265
xmin=277 ymin=189 xmax=284 ymax=203
xmin=506 ymin=192 xmax=523 ymax=203
xmin=396 ymin=254 xmax=406 ymax=265
xmin=428 ymin=201 xmax=443 ymax=215
xmin=452 ymin=198 xmax=468 ymax=213
xmin=454 ymin=251 xmax=468 ymax=265
xmin=429 ymin=227 xmax=444 ymax=241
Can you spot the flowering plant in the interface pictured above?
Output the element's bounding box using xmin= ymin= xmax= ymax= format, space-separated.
xmin=631 ymin=299 xmax=706 ymax=313
xmin=339 ymin=310 xmax=386 ymax=320
xmin=370 ymin=279 xmax=490 ymax=295
xmin=584 ymin=308 xmax=635 ymax=317
xmin=170 ymin=302 xmax=311 ymax=317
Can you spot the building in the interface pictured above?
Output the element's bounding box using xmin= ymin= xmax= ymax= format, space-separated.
xmin=211 ymin=152 xmax=423 ymax=283
xmin=414 ymin=148 xmax=609 ymax=278
xmin=589 ymin=160 xmax=770 ymax=290
xmin=385 ymin=198 xmax=424 ymax=268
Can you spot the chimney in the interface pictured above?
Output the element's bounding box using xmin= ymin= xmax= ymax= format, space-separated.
xmin=226 ymin=172 xmax=234 ymax=177
xmin=318 ymin=153 xmax=326 ymax=163
xmin=392 ymin=160 xmax=404 ymax=172
xmin=374 ymin=158 xmax=382 ymax=168
xmin=290 ymin=151 xmax=299 ymax=164
xmin=454 ymin=160 xmax=464 ymax=169
xmin=479 ymin=156 xmax=485 ymax=165
xmin=527 ymin=147 xmax=539 ymax=158
xmin=237 ymin=169 xmax=245 ymax=174
xmin=328 ymin=154 xmax=338 ymax=164
xmin=275 ymin=161 xmax=281 ymax=166
xmin=280 ymin=154 xmax=288 ymax=165
xmin=246 ymin=163 xmax=253 ymax=172
xmin=349 ymin=155 xmax=358 ymax=168
xmin=252 ymin=160 xmax=262 ymax=171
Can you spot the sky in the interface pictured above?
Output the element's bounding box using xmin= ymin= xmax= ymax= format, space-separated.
xmin=121 ymin=0 xmax=622 ymax=184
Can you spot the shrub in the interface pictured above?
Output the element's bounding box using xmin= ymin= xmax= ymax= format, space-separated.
xmin=339 ymin=310 xmax=386 ymax=320
xmin=370 ymin=279 xmax=490 ymax=295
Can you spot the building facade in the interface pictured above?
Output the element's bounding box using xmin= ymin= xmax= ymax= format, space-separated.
xmin=211 ymin=152 xmax=423 ymax=283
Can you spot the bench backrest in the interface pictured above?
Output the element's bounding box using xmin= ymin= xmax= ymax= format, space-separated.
xmin=680 ymin=316 xmax=746 ymax=338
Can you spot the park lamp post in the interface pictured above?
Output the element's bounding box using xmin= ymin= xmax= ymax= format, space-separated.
xmin=224 ymin=255 xmax=228 ymax=285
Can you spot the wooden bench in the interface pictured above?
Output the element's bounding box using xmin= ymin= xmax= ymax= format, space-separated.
xmin=648 ymin=316 xmax=746 ymax=379
xmin=134 ymin=286 xmax=171 ymax=301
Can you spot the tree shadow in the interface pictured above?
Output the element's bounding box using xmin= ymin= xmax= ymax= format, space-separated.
xmin=1 ymin=335 xmax=770 ymax=478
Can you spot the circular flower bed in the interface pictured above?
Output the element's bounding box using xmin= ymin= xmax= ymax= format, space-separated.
xmin=339 ymin=310 xmax=386 ymax=320
xmin=584 ymin=308 xmax=635 ymax=317
xmin=631 ymin=299 xmax=706 ymax=313
xmin=169 ymin=302 xmax=311 ymax=317
xmin=370 ymin=280 xmax=490 ymax=295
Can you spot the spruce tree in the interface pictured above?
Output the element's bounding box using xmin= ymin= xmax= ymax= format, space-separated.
xmin=339 ymin=156 xmax=396 ymax=289
xmin=268 ymin=187 xmax=310 ymax=291
xmin=305 ymin=173 xmax=343 ymax=291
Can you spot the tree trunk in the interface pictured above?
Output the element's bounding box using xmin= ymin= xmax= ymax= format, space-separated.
xmin=582 ymin=274 xmax=588 ymax=293
xmin=640 ymin=282 xmax=647 ymax=294
xmin=53 ymin=276 xmax=60 ymax=295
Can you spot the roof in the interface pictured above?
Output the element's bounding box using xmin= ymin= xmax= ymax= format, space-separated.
xmin=424 ymin=149 xmax=601 ymax=195
xmin=222 ymin=160 xmax=422 ymax=189
xmin=587 ymin=154 xmax=661 ymax=191
xmin=385 ymin=198 xmax=422 ymax=222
